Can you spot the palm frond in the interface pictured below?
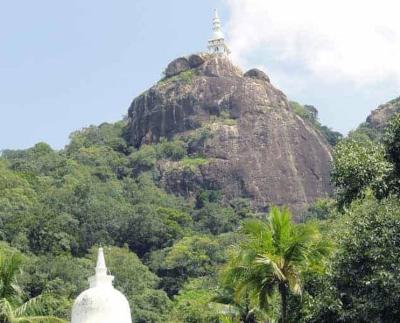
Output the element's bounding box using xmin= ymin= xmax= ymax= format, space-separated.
xmin=0 ymin=297 xmax=15 ymax=322
xmin=241 ymin=219 xmax=268 ymax=237
xmin=0 ymin=252 xmax=23 ymax=299
xmin=14 ymin=295 xmax=44 ymax=317
xmin=258 ymin=279 xmax=276 ymax=310
xmin=255 ymin=255 xmax=285 ymax=281
xmin=1 ymin=295 xmax=67 ymax=323
xmin=269 ymin=207 xmax=292 ymax=247
xmin=285 ymin=267 xmax=302 ymax=296
xmin=14 ymin=316 xmax=67 ymax=323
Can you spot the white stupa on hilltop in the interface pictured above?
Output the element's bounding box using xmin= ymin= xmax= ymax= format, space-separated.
xmin=71 ymin=248 xmax=132 ymax=323
xmin=208 ymin=9 xmax=230 ymax=55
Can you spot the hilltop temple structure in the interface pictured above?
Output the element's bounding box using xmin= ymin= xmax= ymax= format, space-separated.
xmin=208 ymin=9 xmax=230 ymax=55
xmin=71 ymin=248 xmax=132 ymax=323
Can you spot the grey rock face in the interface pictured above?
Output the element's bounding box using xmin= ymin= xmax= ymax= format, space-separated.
xmin=366 ymin=97 xmax=400 ymax=130
xmin=165 ymin=57 xmax=190 ymax=77
xmin=188 ymin=54 xmax=205 ymax=68
xmin=244 ymin=68 xmax=270 ymax=83
xmin=127 ymin=54 xmax=333 ymax=214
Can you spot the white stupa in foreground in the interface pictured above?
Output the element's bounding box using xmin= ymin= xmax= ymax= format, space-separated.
xmin=71 ymin=248 xmax=132 ymax=323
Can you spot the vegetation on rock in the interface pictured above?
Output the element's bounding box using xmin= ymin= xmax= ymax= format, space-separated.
xmin=289 ymin=101 xmax=342 ymax=146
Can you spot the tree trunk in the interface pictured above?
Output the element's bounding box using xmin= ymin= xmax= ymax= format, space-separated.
xmin=244 ymin=311 xmax=256 ymax=323
xmin=279 ymin=283 xmax=288 ymax=323
xmin=242 ymin=297 xmax=257 ymax=323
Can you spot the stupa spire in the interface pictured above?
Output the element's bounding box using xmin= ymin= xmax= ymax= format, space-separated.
xmin=212 ymin=9 xmax=224 ymax=40
xmin=96 ymin=247 xmax=107 ymax=275
xmin=208 ymin=9 xmax=230 ymax=55
xmin=89 ymin=247 xmax=114 ymax=288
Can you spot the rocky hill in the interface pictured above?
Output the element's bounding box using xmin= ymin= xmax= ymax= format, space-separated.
xmin=126 ymin=54 xmax=333 ymax=212
xmin=351 ymin=97 xmax=400 ymax=141
xmin=366 ymin=97 xmax=400 ymax=130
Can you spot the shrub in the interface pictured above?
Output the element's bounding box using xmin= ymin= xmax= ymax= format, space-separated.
xmin=155 ymin=139 xmax=187 ymax=161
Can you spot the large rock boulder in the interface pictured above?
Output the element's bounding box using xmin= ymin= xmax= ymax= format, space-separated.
xmin=127 ymin=54 xmax=332 ymax=213
xmin=188 ymin=54 xmax=205 ymax=68
xmin=244 ymin=68 xmax=270 ymax=83
xmin=165 ymin=57 xmax=190 ymax=77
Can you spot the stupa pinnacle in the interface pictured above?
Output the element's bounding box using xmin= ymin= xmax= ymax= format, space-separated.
xmin=208 ymin=9 xmax=230 ymax=55
xmin=71 ymin=248 xmax=132 ymax=323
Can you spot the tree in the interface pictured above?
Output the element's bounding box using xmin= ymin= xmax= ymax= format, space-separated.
xmin=327 ymin=197 xmax=400 ymax=322
xmin=290 ymin=196 xmax=400 ymax=322
xmin=383 ymin=112 xmax=400 ymax=195
xmin=383 ymin=112 xmax=400 ymax=173
xmin=119 ymin=204 xmax=191 ymax=257
xmin=0 ymin=161 xmax=38 ymax=247
xmin=148 ymin=234 xmax=228 ymax=296
xmin=301 ymin=198 xmax=337 ymax=222
xmin=0 ymin=297 xmax=67 ymax=323
xmin=66 ymin=122 xmax=130 ymax=155
xmin=167 ymin=278 xmax=220 ymax=323
xmin=192 ymin=202 xmax=241 ymax=235
xmin=222 ymin=207 xmax=331 ymax=323
xmin=331 ymin=138 xmax=392 ymax=207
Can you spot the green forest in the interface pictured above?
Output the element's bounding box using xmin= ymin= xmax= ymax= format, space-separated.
xmin=1 ymin=106 xmax=400 ymax=323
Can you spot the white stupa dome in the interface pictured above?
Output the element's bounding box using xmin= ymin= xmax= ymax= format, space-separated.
xmin=71 ymin=248 xmax=132 ymax=323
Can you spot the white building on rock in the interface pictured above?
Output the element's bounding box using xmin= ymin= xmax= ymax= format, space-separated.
xmin=208 ymin=9 xmax=230 ymax=55
xmin=71 ymin=248 xmax=132 ymax=323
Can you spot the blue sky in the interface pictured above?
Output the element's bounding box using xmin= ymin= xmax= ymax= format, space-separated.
xmin=1 ymin=0 xmax=399 ymax=150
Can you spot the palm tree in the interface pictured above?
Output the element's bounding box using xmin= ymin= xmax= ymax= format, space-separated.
xmin=222 ymin=206 xmax=331 ymax=323
xmin=0 ymin=297 xmax=67 ymax=323
xmin=0 ymin=250 xmax=67 ymax=323
xmin=0 ymin=251 xmax=23 ymax=300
